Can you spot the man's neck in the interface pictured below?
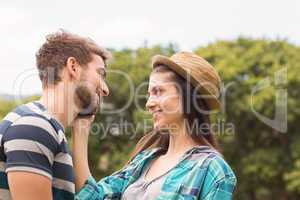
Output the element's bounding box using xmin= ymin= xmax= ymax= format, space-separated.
xmin=38 ymin=84 xmax=78 ymax=129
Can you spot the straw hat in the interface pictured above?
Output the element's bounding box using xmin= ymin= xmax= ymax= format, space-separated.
xmin=152 ymin=52 xmax=221 ymax=110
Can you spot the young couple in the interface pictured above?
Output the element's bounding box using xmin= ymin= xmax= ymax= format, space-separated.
xmin=0 ymin=31 xmax=236 ymax=200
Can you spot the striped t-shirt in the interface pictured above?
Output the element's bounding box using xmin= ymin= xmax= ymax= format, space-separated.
xmin=0 ymin=101 xmax=75 ymax=200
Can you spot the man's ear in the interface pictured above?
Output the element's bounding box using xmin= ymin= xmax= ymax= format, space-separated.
xmin=66 ymin=57 xmax=81 ymax=81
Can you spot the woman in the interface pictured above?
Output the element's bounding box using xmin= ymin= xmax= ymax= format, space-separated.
xmin=72 ymin=52 xmax=237 ymax=200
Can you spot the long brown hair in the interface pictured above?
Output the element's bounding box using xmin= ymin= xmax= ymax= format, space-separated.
xmin=128 ymin=65 xmax=220 ymax=163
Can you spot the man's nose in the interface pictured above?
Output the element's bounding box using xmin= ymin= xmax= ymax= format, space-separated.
xmin=99 ymin=82 xmax=109 ymax=96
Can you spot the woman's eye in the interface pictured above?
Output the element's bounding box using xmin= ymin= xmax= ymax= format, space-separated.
xmin=158 ymin=88 xmax=163 ymax=94
xmin=154 ymin=88 xmax=161 ymax=95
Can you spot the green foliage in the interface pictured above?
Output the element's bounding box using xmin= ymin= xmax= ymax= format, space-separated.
xmin=196 ymin=38 xmax=300 ymax=199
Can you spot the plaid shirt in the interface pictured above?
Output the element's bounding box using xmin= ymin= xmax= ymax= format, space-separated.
xmin=76 ymin=146 xmax=237 ymax=200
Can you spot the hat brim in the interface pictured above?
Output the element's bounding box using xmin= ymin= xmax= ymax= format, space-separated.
xmin=152 ymin=55 xmax=221 ymax=111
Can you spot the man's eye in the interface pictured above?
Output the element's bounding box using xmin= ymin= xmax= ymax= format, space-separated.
xmin=98 ymin=69 xmax=106 ymax=79
xmin=99 ymin=73 xmax=105 ymax=80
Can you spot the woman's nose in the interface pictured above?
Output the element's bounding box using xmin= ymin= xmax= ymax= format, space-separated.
xmin=146 ymin=96 xmax=157 ymax=111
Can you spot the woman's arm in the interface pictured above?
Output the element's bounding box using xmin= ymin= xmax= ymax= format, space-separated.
xmin=200 ymin=176 xmax=237 ymax=200
xmin=71 ymin=116 xmax=135 ymax=200
xmin=199 ymin=156 xmax=237 ymax=200
xmin=71 ymin=115 xmax=95 ymax=192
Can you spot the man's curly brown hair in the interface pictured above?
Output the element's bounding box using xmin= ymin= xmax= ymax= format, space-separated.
xmin=36 ymin=30 xmax=111 ymax=86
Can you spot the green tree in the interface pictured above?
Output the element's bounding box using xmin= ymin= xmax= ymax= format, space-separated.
xmin=195 ymin=38 xmax=300 ymax=199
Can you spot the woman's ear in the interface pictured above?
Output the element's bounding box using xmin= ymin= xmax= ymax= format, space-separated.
xmin=66 ymin=57 xmax=81 ymax=81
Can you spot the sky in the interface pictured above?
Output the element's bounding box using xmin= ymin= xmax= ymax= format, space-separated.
xmin=0 ymin=0 xmax=299 ymax=96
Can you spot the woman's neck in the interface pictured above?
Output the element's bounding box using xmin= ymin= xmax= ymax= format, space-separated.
xmin=164 ymin=121 xmax=199 ymax=158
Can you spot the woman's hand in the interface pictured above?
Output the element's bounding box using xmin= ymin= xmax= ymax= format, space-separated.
xmin=72 ymin=115 xmax=95 ymax=137
xmin=71 ymin=115 xmax=95 ymax=192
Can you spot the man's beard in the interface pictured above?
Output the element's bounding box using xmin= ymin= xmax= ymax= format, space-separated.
xmin=74 ymin=84 xmax=100 ymax=116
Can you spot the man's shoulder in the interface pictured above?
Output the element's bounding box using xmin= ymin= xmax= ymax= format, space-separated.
xmin=1 ymin=101 xmax=48 ymax=125
xmin=1 ymin=101 xmax=66 ymax=141
xmin=0 ymin=106 xmax=63 ymax=151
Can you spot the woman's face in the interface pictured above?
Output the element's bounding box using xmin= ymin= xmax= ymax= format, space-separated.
xmin=146 ymin=71 xmax=184 ymax=131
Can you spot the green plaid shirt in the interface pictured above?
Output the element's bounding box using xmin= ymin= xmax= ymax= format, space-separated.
xmin=76 ymin=146 xmax=237 ymax=200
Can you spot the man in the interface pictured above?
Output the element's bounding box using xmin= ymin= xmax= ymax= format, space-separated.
xmin=0 ymin=30 xmax=110 ymax=200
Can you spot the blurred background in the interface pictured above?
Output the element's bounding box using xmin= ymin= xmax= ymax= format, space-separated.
xmin=0 ymin=0 xmax=299 ymax=199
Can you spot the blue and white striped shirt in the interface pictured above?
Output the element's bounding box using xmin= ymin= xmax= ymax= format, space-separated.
xmin=0 ymin=101 xmax=75 ymax=200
